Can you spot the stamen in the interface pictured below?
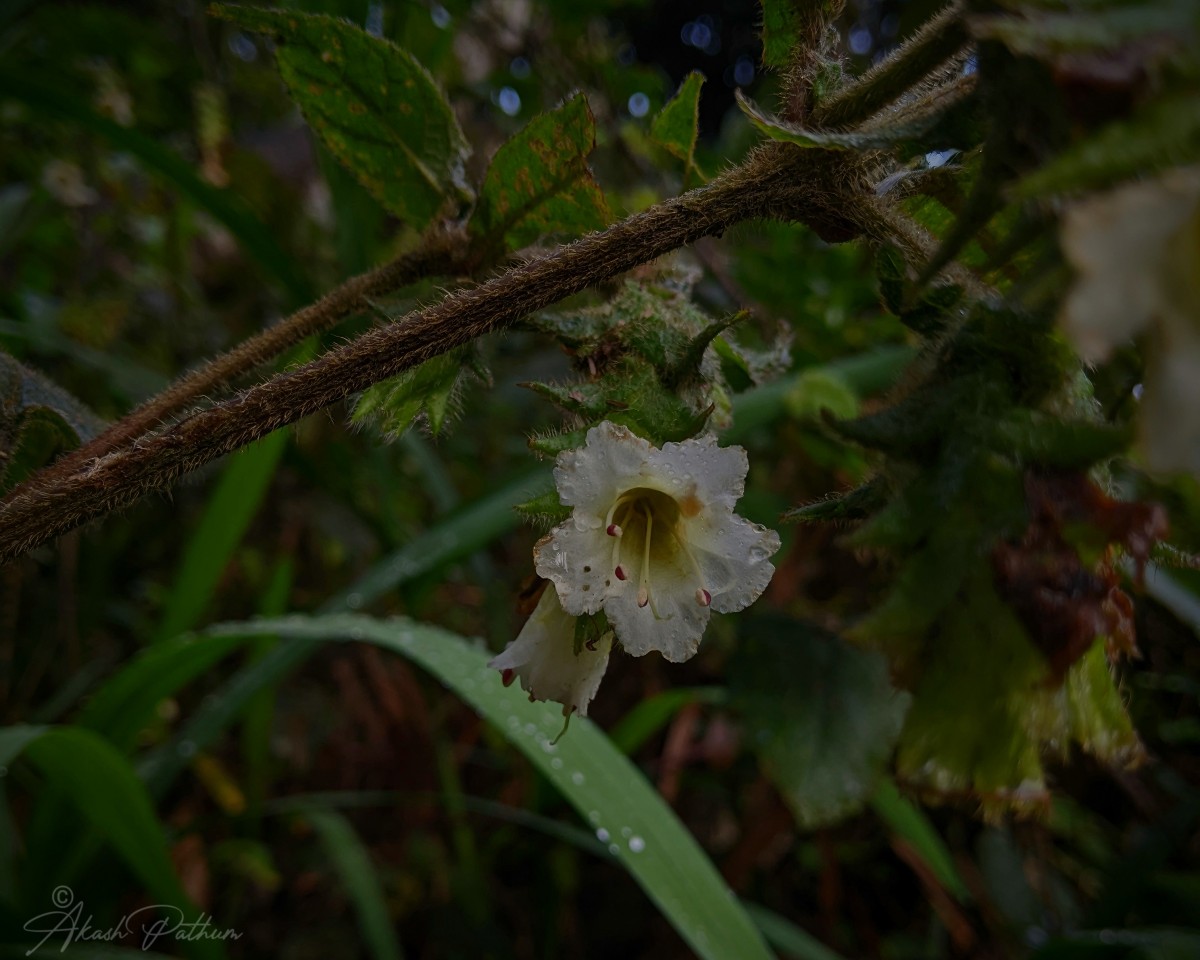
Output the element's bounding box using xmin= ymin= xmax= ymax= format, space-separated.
xmin=607 ymin=523 xmax=622 ymax=537
xmin=668 ymin=524 xmax=712 ymax=608
xmin=614 ymin=565 xmax=627 ymax=581
xmin=637 ymin=504 xmax=654 ymax=606
xmin=501 ymin=668 xmax=516 ymax=687
xmin=603 ymin=492 xmax=636 ymax=531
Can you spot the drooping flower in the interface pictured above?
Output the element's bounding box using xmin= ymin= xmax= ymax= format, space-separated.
xmin=1060 ymin=166 xmax=1200 ymax=474
xmin=488 ymin=587 xmax=613 ymax=717
xmin=533 ymin=421 xmax=781 ymax=662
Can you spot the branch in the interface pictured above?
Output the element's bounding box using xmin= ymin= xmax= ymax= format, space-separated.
xmin=813 ymin=2 xmax=969 ymax=130
xmin=53 ymin=229 xmax=468 ymax=474
xmin=0 ymin=145 xmax=813 ymax=564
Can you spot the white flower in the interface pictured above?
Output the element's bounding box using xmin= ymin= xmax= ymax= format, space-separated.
xmin=1060 ymin=167 xmax=1200 ymax=474
xmin=534 ymin=421 xmax=781 ymax=662
xmin=488 ymin=588 xmax=613 ymax=717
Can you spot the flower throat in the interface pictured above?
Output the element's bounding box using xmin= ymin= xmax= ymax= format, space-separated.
xmin=603 ymin=487 xmax=711 ymax=615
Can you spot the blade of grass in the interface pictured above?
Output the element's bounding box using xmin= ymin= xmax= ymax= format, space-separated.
xmin=0 ymin=726 xmax=222 ymax=960
xmin=323 ymin=467 xmax=550 ymax=613
xmin=202 ymin=615 xmax=777 ymax=960
xmin=608 ymin=687 xmax=728 ymax=755
xmin=299 ymin=807 xmax=405 ymax=960
xmin=870 ymin=779 xmax=971 ymax=903
xmin=742 ymin=903 xmax=846 ymax=960
xmin=153 ymin=431 xmax=290 ymax=643
xmin=0 ymin=70 xmax=311 ymax=302
xmin=241 ymin=558 xmax=294 ymax=829
xmin=141 ymin=470 xmax=546 ymax=794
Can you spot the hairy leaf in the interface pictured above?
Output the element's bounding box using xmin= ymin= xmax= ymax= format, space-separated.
xmin=973 ymin=2 xmax=1197 ymax=57
xmin=650 ymin=71 xmax=706 ymax=184
xmin=352 ymin=348 xmax=481 ymax=438
xmin=732 ymin=618 xmax=911 ymax=828
xmin=1 ymin=350 xmax=104 ymax=490
xmin=759 ymin=0 xmax=841 ymax=69
xmin=471 ymin=93 xmax=609 ymax=254
xmin=738 ymin=89 xmax=969 ymax=153
xmin=212 ymin=4 xmax=471 ymax=227
xmin=1016 ymin=93 xmax=1200 ymax=197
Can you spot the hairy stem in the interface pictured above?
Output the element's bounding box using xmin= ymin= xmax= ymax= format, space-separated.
xmin=813 ymin=2 xmax=969 ymax=130
xmin=56 ymin=230 xmax=466 ymax=473
xmin=0 ymin=145 xmax=812 ymax=564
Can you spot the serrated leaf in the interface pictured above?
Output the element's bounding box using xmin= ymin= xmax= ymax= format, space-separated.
xmin=529 ymin=427 xmax=587 ymax=458
xmin=1016 ymin=93 xmax=1200 ymax=198
xmin=895 ymin=573 xmax=1050 ymax=802
xmin=731 ymin=618 xmax=911 ymax=829
xmin=990 ymin=413 xmax=1132 ymax=468
xmin=783 ymin=481 xmax=885 ymax=524
xmin=352 ymin=349 xmax=471 ymax=438
xmin=650 ymin=71 xmax=706 ymax=184
xmin=212 ymin=4 xmax=471 ymax=227
xmin=514 ymin=487 xmax=572 ymax=528
xmin=737 ymin=90 xmax=957 ymax=153
xmin=1 ymin=350 xmax=105 ymax=489
xmin=471 ymin=93 xmax=609 ymax=255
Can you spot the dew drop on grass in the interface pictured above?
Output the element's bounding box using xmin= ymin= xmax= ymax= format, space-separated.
xmin=628 ymin=836 xmax=645 ymax=853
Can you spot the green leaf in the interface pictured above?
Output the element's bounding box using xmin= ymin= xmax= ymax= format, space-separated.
xmin=1 ymin=350 xmax=105 ymax=489
xmin=650 ymin=71 xmax=706 ymax=184
xmin=731 ymin=618 xmax=911 ymax=829
xmin=470 ymin=93 xmax=609 ymax=254
xmin=869 ymin=780 xmax=971 ymax=903
xmin=1 ymin=726 xmax=220 ymax=960
xmin=514 ymin=486 xmax=572 ymax=529
xmin=139 ymin=470 xmax=551 ymax=795
xmin=785 ymin=368 xmax=860 ymax=422
xmin=75 ymin=632 xmax=251 ymax=752
xmin=974 ymin=2 xmax=1197 ymax=57
xmin=894 ymin=573 xmax=1056 ymax=807
xmin=154 ymin=431 xmax=289 ymax=642
xmin=783 ymin=481 xmax=885 ymax=524
xmin=352 ymin=349 xmax=474 ymax=438
xmin=0 ymin=70 xmax=311 ymax=303
xmin=212 ymin=4 xmax=471 ymax=227
xmin=1016 ymin=93 xmax=1200 ymax=198
xmin=759 ymin=0 xmax=838 ymax=69
xmin=202 ymin=615 xmax=775 ymax=960
xmin=301 ymin=807 xmax=405 ymax=960
xmin=738 ymin=90 xmax=957 ymax=153
xmin=742 ymin=903 xmax=847 ymax=960
xmin=608 ymin=687 xmax=727 ymax=755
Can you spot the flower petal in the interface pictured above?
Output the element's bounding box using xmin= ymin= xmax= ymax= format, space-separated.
xmin=1141 ymin=318 xmax=1200 ymax=474
xmin=604 ymin=561 xmax=711 ymax=662
xmin=1061 ymin=171 xmax=1200 ymax=363
xmin=533 ymin=524 xmax=616 ymax=616
xmin=686 ymin=512 xmax=781 ymax=613
xmin=553 ymin=421 xmax=654 ymax=521
xmin=488 ymin=590 xmax=612 ymax=717
xmin=648 ymin=433 xmax=750 ymax=512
